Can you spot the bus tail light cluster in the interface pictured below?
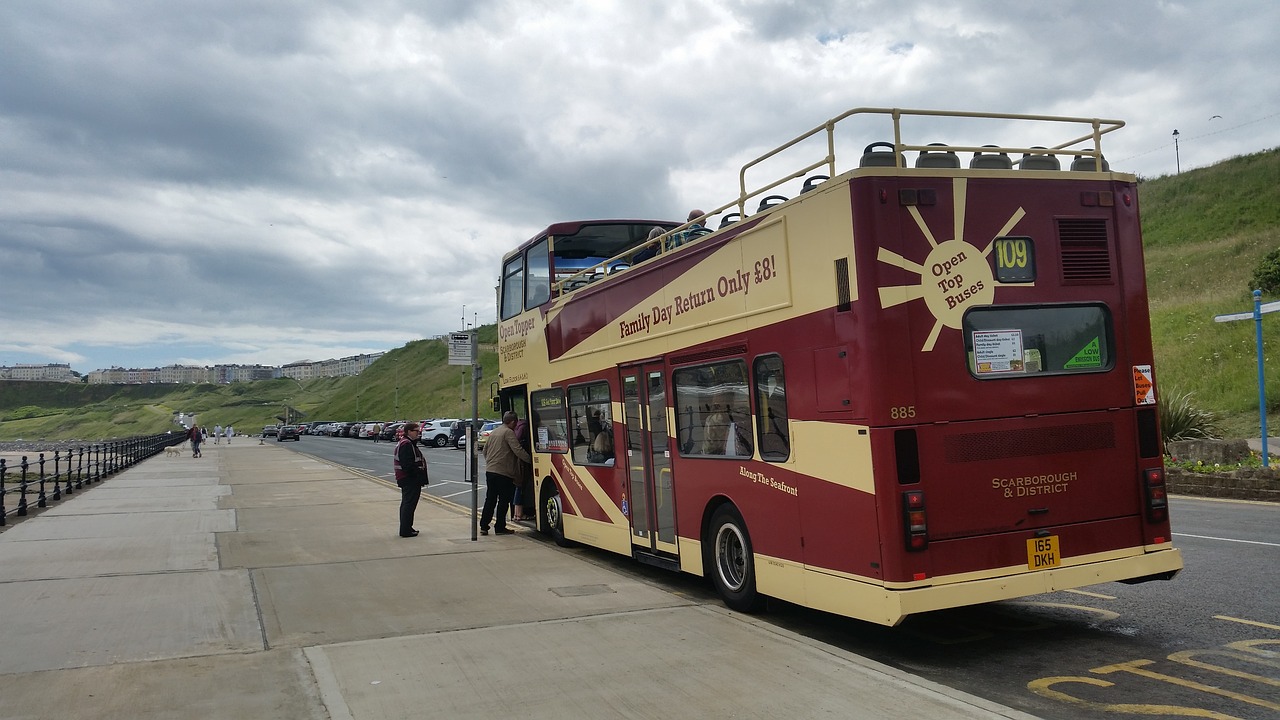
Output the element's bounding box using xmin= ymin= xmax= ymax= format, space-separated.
xmin=1143 ymin=467 xmax=1168 ymax=523
xmin=902 ymin=490 xmax=928 ymax=551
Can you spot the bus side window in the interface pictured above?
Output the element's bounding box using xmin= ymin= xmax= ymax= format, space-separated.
xmin=673 ymin=359 xmax=751 ymax=459
xmin=754 ymin=355 xmax=790 ymax=462
xmin=569 ymin=382 xmax=614 ymax=465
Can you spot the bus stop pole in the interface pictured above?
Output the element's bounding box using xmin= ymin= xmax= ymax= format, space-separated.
xmin=1214 ymin=289 xmax=1278 ymax=468
xmin=1252 ymin=291 xmax=1269 ymax=468
xmin=471 ymin=357 xmax=481 ymax=537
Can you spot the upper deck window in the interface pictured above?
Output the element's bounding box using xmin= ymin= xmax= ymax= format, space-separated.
xmin=500 ymin=255 xmax=524 ymax=320
xmin=526 ymin=238 xmax=551 ymax=308
xmin=963 ymin=303 xmax=1114 ymax=378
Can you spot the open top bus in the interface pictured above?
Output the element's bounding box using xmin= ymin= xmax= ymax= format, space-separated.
xmin=494 ymin=107 xmax=1180 ymax=626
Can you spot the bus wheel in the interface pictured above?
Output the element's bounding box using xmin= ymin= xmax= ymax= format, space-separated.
xmin=542 ymin=485 xmax=573 ymax=548
xmin=706 ymin=505 xmax=765 ymax=613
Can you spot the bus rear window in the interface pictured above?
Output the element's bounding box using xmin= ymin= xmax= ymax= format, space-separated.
xmin=963 ymin=303 xmax=1113 ymax=378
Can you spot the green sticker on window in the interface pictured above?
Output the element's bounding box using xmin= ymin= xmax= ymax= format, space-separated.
xmin=1064 ymin=337 xmax=1102 ymax=368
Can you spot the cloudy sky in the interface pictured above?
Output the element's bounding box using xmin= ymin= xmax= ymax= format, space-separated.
xmin=2 ymin=1 xmax=1278 ymax=375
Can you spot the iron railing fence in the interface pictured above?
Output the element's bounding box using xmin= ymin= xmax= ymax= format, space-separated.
xmin=0 ymin=432 xmax=187 ymax=525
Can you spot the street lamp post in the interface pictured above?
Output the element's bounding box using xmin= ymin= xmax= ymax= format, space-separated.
xmin=1172 ymin=129 xmax=1181 ymax=174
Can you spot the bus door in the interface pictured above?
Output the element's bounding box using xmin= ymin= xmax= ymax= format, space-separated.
xmin=621 ymin=365 xmax=679 ymax=559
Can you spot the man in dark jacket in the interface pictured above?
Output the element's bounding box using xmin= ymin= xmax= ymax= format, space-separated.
xmin=393 ymin=422 xmax=428 ymax=537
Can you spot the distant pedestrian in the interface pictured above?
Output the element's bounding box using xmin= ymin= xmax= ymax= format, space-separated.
xmin=225 ymin=426 xmax=234 ymax=444
xmin=394 ymin=422 xmax=429 ymax=537
xmin=372 ymin=422 xmax=383 ymax=443
xmin=189 ymin=424 xmax=203 ymax=458
xmin=480 ymin=411 xmax=532 ymax=536
xmin=214 ymin=424 xmax=223 ymax=444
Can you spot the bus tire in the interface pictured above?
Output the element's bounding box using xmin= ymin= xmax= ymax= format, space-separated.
xmin=541 ymin=484 xmax=574 ymax=548
xmin=705 ymin=504 xmax=765 ymax=613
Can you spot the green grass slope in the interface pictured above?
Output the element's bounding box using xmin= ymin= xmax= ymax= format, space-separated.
xmin=1141 ymin=147 xmax=1280 ymax=437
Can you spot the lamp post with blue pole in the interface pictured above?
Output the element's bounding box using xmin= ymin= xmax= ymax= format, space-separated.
xmin=1213 ymin=289 xmax=1279 ymax=467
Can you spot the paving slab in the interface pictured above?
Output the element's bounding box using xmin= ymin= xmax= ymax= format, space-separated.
xmin=0 ymin=533 xmax=218 ymax=581
xmin=218 ymin=478 xmax=390 ymax=508
xmin=305 ymin=605 xmax=1030 ymax=720
xmin=0 ymin=570 xmax=262 ymax=674
xmin=0 ymin=508 xmax=235 ymax=540
xmin=0 ymin=648 xmax=328 ymax=720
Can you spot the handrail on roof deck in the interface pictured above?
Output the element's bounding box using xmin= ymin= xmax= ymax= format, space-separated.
xmin=554 ymin=108 xmax=1126 ymax=295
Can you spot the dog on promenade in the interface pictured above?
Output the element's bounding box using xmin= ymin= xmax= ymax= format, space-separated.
xmin=164 ymin=446 xmax=181 ymax=457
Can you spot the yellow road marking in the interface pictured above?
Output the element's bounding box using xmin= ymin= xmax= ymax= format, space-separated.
xmin=1028 ymin=676 xmax=1241 ymax=719
xmin=1092 ymin=660 xmax=1280 ymax=711
xmin=1064 ymin=588 xmax=1117 ymax=600
xmin=1215 ymin=615 xmax=1280 ymax=631
xmin=1008 ymin=601 xmax=1120 ymax=622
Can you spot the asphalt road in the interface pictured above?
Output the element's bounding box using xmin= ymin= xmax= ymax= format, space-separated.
xmin=282 ymin=435 xmax=1280 ymax=720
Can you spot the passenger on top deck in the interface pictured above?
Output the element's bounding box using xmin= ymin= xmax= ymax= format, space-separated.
xmin=631 ymin=225 xmax=665 ymax=264
xmin=664 ymin=208 xmax=712 ymax=252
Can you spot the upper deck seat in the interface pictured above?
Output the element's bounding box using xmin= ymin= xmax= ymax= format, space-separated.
xmin=801 ymin=174 xmax=829 ymax=193
xmin=915 ymin=143 xmax=961 ymax=168
xmin=1070 ymin=150 xmax=1110 ymax=171
xmin=1019 ymin=146 xmax=1061 ymax=170
xmin=718 ymin=212 xmax=742 ymax=229
xmin=859 ymin=141 xmax=902 ymax=168
xmin=970 ymin=146 xmax=1013 ymax=169
xmin=756 ymin=195 xmax=788 ymax=213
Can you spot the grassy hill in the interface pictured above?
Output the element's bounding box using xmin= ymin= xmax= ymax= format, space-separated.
xmin=1141 ymin=147 xmax=1280 ymax=437
xmin=2 ymin=149 xmax=1278 ymax=442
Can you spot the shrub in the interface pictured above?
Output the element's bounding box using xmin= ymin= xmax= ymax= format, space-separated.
xmin=1251 ymin=247 xmax=1280 ymax=296
xmin=1160 ymin=388 xmax=1219 ymax=450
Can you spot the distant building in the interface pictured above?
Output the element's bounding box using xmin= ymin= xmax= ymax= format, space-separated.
xmin=83 ymin=353 xmax=384 ymax=385
xmin=0 ymin=363 xmax=80 ymax=382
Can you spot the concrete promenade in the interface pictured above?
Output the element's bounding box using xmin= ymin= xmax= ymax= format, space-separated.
xmin=0 ymin=443 xmax=1037 ymax=719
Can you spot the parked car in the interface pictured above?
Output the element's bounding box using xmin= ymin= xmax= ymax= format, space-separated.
xmin=421 ymin=419 xmax=459 ymax=447
xmin=380 ymin=422 xmax=404 ymax=441
xmin=261 ymin=425 xmax=279 ymax=438
xmin=357 ymin=422 xmax=385 ymax=440
xmin=476 ymin=421 xmax=502 ymax=449
xmin=277 ymin=425 xmax=301 ymax=441
xmin=450 ymin=419 xmax=493 ymax=449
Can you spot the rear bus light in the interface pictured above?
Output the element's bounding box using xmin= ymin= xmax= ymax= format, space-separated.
xmin=1143 ymin=467 xmax=1168 ymax=523
xmin=902 ymin=490 xmax=928 ymax=551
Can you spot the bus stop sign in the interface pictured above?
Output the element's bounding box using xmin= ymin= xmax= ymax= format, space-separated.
xmin=448 ymin=331 xmax=476 ymax=366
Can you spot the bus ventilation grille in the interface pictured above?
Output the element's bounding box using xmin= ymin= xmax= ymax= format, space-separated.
xmin=835 ymin=258 xmax=852 ymax=311
xmin=944 ymin=422 xmax=1115 ymax=463
xmin=670 ymin=344 xmax=748 ymax=365
xmin=1057 ymin=218 xmax=1112 ymax=284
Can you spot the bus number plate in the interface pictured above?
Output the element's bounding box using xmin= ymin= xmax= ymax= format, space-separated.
xmin=1027 ymin=536 xmax=1060 ymax=570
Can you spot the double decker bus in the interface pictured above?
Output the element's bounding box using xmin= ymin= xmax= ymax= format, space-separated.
xmin=495 ymin=107 xmax=1181 ymax=626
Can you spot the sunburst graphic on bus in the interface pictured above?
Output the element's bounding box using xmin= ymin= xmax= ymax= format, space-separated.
xmin=875 ymin=178 xmax=1028 ymax=352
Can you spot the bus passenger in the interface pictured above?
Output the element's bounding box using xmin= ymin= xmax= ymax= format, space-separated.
xmin=701 ymin=406 xmax=730 ymax=455
xmin=665 ymin=209 xmax=711 ymax=252
xmin=481 ymin=412 xmax=532 ymax=535
xmin=631 ymin=226 xmax=665 ymax=264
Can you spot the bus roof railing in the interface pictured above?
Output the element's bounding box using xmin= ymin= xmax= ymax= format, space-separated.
xmin=552 ymin=107 xmax=1125 ymax=296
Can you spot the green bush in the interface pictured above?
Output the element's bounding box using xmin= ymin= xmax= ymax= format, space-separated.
xmin=1160 ymin=388 xmax=1219 ymax=450
xmin=1251 ymin=246 xmax=1280 ymax=296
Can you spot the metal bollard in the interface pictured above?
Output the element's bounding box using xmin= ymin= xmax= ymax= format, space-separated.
xmin=18 ymin=456 xmax=29 ymax=516
xmin=51 ymin=450 xmax=62 ymax=502
xmin=74 ymin=446 xmax=84 ymax=491
xmin=37 ymin=453 xmax=47 ymax=508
